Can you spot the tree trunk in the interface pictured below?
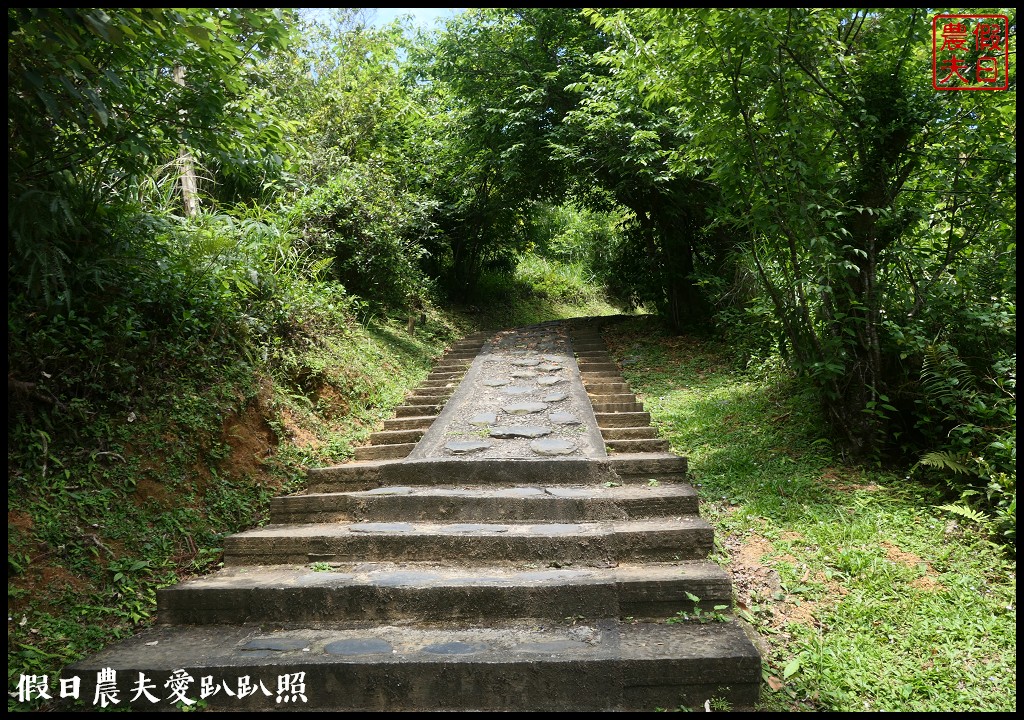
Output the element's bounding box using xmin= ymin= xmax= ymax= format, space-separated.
xmin=172 ymin=65 xmax=199 ymax=217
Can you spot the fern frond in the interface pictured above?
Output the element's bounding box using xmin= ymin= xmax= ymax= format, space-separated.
xmin=921 ymin=344 xmax=977 ymax=404
xmin=919 ymin=451 xmax=973 ymax=476
xmin=936 ymin=503 xmax=990 ymax=526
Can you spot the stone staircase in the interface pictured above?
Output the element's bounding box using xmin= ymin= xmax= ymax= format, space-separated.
xmin=64 ymin=318 xmax=761 ymax=711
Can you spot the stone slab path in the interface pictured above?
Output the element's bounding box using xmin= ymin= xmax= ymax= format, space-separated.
xmin=65 ymin=316 xmax=762 ymax=712
xmin=411 ymin=323 xmax=605 ymax=459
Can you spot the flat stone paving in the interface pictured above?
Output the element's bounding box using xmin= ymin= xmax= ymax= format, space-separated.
xmin=408 ymin=323 xmax=607 ymax=460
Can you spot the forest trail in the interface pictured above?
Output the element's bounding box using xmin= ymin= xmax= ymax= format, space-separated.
xmin=66 ymin=317 xmax=762 ymax=711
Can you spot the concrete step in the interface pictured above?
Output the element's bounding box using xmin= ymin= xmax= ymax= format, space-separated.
xmin=607 ymin=453 xmax=688 ymax=477
xmin=419 ymin=379 xmax=459 ymax=389
xmin=368 ymin=429 xmax=425 ymax=446
xmin=596 ymin=411 xmax=652 ymax=428
xmin=605 ymin=438 xmax=671 ymax=454
xmin=382 ymin=416 xmax=436 ymax=431
xmin=426 ymin=371 xmax=465 ymax=380
xmin=433 ymin=360 xmax=471 ymax=369
xmin=64 ymin=619 xmax=761 ymax=711
xmin=585 ymin=372 xmax=622 ymax=383
xmin=270 ymin=483 xmax=700 ymax=524
xmin=395 ymin=404 xmax=442 ymax=417
xmin=353 ymin=443 xmax=417 ymax=461
xmin=222 ymin=517 xmax=715 ymax=565
xmin=588 ymin=393 xmax=638 ymax=404
xmin=584 ymin=382 xmax=632 ymax=394
xmin=405 ymin=394 xmax=450 ymax=405
xmin=601 ymin=427 xmax=660 ymax=440
xmin=576 ymin=362 xmax=619 ymax=373
xmin=415 ymin=388 xmax=455 ymax=398
xmin=592 ymin=401 xmax=645 ymax=413
xmin=441 ymin=349 xmax=480 ymax=357
xmin=156 ymin=561 xmax=732 ymax=624
xmin=307 ymin=458 xmax=652 ymax=493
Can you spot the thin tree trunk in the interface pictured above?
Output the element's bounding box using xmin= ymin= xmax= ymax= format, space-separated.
xmin=173 ymin=65 xmax=199 ymax=217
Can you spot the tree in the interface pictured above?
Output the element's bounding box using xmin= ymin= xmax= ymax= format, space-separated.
xmin=590 ymin=8 xmax=1016 ymax=461
xmin=8 ymin=8 xmax=295 ymax=305
xmin=410 ymin=8 xmax=609 ymax=297
xmin=556 ymin=18 xmax=723 ymax=326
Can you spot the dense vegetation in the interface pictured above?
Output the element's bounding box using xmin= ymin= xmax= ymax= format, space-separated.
xmin=7 ymin=7 xmax=1015 ymax=711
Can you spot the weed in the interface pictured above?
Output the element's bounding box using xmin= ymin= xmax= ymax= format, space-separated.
xmin=707 ymin=697 xmax=732 ymax=711
xmin=666 ymin=593 xmax=730 ymax=624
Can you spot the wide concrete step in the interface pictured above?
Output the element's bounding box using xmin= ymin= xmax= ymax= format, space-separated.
xmin=64 ymin=619 xmax=761 ymax=711
xmin=592 ymin=401 xmax=645 ymax=413
xmin=585 ymin=382 xmax=632 ymax=394
xmin=441 ymin=350 xmax=480 ymax=357
xmin=425 ymin=372 xmax=466 ymax=383
xmin=582 ymin=370 xmax=624 ymax=380
xmin=589 ymin=393 xmax=639 ymax=404
xmin=306 ymin=458 xmax=658 ymax=493
xmin=419 ymin=379 xmax=459 ymax=389
xmin=395 ymin=404 xmax=442 ymax=417
xmin=576 ymin=362 xmax=619 ymax=373
xmin=222 ymin=518 xmax=714 ymax=565
xmin=432 ymin=362 xmax=471 ymax=371
xmin=270 ymin=483 xmax=699 ymax=524
xmin=156 ymin=561 xmax=733 ymax=624
xmin=405 ymin=394 xmax=450 ymax=405
xmin=607 ymin=453 xmax=688 ymax=477
xmin=410 ymin=386 xmax=453 ymax=396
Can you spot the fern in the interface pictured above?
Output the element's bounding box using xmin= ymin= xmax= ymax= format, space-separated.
xmin=936 ymin=503 xmax=991 ymax=526
xmin=918 ymin=451 xmax=973 ymax=476
xmin=920 ymin=343 xmax=977 ymax=406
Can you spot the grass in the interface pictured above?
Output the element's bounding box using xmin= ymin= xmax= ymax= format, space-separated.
xmin=17 ymin=258 xmax=1010 ymax=712
xmin=464 ymin=254 xmax=629 ymax=330
xmin=602 ymin=316 xmax=1016 ymax=712
xmin=7 ymin=301 xmax=464 ymax=711
xmin=7 ymin=252 xmax=631 ymax=712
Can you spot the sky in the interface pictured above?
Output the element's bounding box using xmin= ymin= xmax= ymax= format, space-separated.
xmin=368 ymin=8 xmax=466 ymax=29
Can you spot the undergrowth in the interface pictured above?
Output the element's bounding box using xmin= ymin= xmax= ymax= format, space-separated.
xmin=603 ymin=316 xmax=1016 ymax=713
xmin=7 ymin=222 xmax=625 ymax=711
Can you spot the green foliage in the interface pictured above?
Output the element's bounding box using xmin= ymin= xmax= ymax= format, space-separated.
xmin=585 ymin=8 xmax=1016 ymax=468
xmin=288 ymin=165 xmax=431 ymax=311
xmin=604 ymin=317 xmax=1016 ymax=711
xmin=412 ymin=8 xmax=612 ymax=297
xmin=666 ymin=592 xmax=731 ymax=624
xmin=8 ymin=8 xmax=297 ymax=306
xmin=5 ymin=9 xmax=1016 ymax=710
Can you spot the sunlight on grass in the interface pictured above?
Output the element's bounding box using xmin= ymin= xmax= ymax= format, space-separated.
xmin=603 ymin=316 xmax=1017 ymax=712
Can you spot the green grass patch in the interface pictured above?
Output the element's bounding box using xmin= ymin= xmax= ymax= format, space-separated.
xmin=7 ymin=296 xmax=463 ymax=711
xmin=464 ymin=254 xmax=631 ymax=330
xmin=603 ymin=316 xmax=1016 ymax=713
